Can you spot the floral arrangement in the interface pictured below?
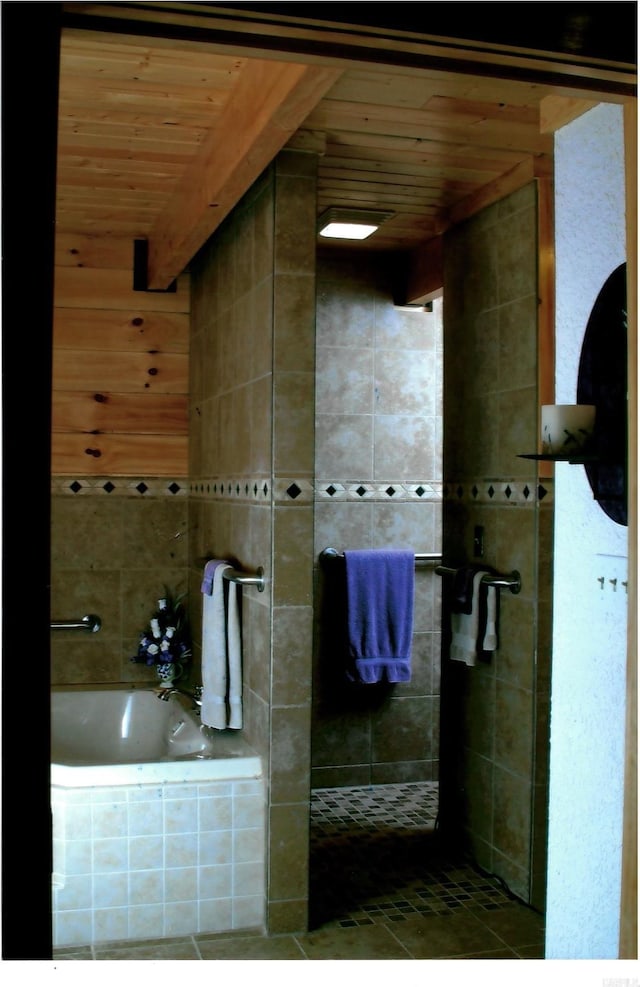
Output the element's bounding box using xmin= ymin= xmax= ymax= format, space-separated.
xmin=131 ymin=588 xmax=192 ymax=678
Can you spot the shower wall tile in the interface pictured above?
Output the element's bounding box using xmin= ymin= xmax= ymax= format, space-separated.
xmin=374 ymin=414 xmax=435 ymax=478
xmin=442 ymin=181 xmax=549 ymax=907
xmin=499 ymin=294 xmax=539 ymax=391
xmin=496 ymin=386 xmax=538 ymax=479
xmin=270 ymin=705 xmax=312 ymax=804
xmin=397 ymin=631 xmax=434 ymax=696
xmin=274 ymin=177 xmax=317 ymax=275
xmin=272 ymin=606 xmax=314 ymax=706
xmin=315 ymin=286 xmax=375 ymax=348
xmin=371 ymin=696 xmax=438 ymax=764
xmin=494 ymin=598 xmax=537 ymax=691
xmin=372 ymin=501 xmax=439 ymax=556
xmin=273 ymin=371 xmax=315 ymax=474
xmin=268 ymin=803 xmax=309 ymax=902
xmin=311 ymin=764 xmax=371 ymax=788
xmin=273 ymin=273 xmax=316 ymax=372
xmin=463 ymin=751 xmax=494 ymax=844
xmin=237 ymin=153 xmax=318 ymax=932
xmin=313 ymin=253 xmax=443 ymax=786
xmin=494 ymin=680 xmax=534 ymax=777
xmin=316 ymin=413 xmax=374 ymax=478
xmin=316 ymin=345 xmax=373 ymax=414
xmin=267 ymin=899 xmax=308 ymax=937
xmin=314 ymin=501 xmax=374 ymax=557
xmin=311 ymin=710 xmax=372 ymax=768
xmin=273 ymin=505 xmax=314 ymax=607
xmin=375 ymin=349 xmax=435 ymax=416
xmin=375 ymin=297 xmax=440 ymax=349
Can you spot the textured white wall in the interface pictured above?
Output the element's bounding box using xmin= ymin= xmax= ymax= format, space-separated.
xmin=545 ymin=103 xmax=628 ymax=958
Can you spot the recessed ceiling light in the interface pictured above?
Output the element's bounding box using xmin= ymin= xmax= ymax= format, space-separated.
xmin=317 ymin=208 xmax=394 ymax=240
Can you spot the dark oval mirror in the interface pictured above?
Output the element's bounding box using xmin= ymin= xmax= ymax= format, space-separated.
xmin=577 ymin=262 xmax=627 ymax=526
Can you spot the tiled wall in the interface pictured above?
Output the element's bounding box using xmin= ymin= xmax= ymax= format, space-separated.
xmin=52 ymin=777 xmax=265 ymax=946
xmin=312 ymin=251 xmax=443 ymax=787
xmin=50 ymin=477 xmax=189 ymax=686
xmin=188 ymin=150 xmax=318 ymax=935
xmin=440 ymin=182 xmax=553 ymax=909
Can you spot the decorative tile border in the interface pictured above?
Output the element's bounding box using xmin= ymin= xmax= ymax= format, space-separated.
xmin=51 ymin=476 xmax=188 ymax=498
xmin=189 ymin=476 xmax=271 ymax=502
xmin=52 ymin=475 xmax=550 ymax=505
xmin=443 ymin=478 xmax=553 ymax=505
xmin=316 ymin=481 xmax=442 ymax=503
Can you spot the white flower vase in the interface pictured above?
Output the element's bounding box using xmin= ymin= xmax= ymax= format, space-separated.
xmin=156 ymin=662 xmax=181 ymax=687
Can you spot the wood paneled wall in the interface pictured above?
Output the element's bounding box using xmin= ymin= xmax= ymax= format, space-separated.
xmin=52 ymin=234 xmax=189 ymax=475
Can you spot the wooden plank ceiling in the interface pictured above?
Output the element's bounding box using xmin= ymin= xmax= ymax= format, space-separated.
xmin=55 ymin=20 xmax=625 ymax=288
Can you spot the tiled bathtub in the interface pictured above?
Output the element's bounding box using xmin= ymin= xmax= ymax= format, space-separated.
xmin=51 ymin=688 xmax=265 ymax=947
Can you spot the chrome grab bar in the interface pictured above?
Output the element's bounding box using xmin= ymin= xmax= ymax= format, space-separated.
xmin=50 ymin=614 xmax=102 ymax=632
xmin=222 ymin=566 xmax=265 ymax=592
xmin=320 ymin=547 xmax=442 ymax=567
xmin=435 ymin=565 xmax=521 ymax=595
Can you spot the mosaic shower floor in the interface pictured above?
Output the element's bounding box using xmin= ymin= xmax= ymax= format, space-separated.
xmin=309 ymin=781 xmax=519 ymax=929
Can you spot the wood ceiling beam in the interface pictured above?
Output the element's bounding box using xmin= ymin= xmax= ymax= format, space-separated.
xmin=145 ymin=58 xmax=341 ymax=289
xmin=61 ymin=5 xmax=636 ymax=98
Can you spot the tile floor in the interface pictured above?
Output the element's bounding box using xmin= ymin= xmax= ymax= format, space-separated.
xmin=52 ymin=782 xmax=545 ymax=961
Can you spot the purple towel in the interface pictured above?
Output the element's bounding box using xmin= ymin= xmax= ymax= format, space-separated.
xmin=201 ymin=559 xmax=226 ymax=595
xmin=344 ymin=549 xmax=415 ymax=684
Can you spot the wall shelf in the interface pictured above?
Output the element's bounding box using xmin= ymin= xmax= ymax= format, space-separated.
xmin=517 ymin=452 xmax=599 ymax=464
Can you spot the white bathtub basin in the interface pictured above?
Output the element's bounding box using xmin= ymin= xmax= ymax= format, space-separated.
xmin=51 ymin=686 xmax=261 ymax=786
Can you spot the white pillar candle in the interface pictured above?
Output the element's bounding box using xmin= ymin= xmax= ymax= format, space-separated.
xmin=541 ymin=404 xmax=596 ymax=455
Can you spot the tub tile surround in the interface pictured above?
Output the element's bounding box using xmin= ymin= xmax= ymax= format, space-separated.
xmin=50 ymin=483 xmax=190 ymax=687
xmin=52 ymin=778 xmax=265 ymax=947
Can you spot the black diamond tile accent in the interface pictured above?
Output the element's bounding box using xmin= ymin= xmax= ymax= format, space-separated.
xmin=505 ymin=485 xmax=512 ymax=498
xmin=327 ymin=485 xmax=337 ymax=496
xmin=263 ymin=483 xmax=268 ymax=497
xmin=356 ymin=485 xmax=367 ymax=497
xmin=168 ymin=482 xmax=180 ymax=495
xmin=472 ymin=485 xmax=478 ymax=498
xmin=70 ymin=481 xmax=82 ymax=493
xmin=538 ymin=484 xmax=548 ymax=500
xmin=523 ymin=485 xmax=530 ymax=499
xmin=416 ymin=486 xmax=425 ymax=497
xmin=386 ymin=486 xmax=396 ymax=497
xmin=136 ymin=482 xmax=148 ymax=494
xmin=488 ymin=485 xmax=495 ymax=498
xmin=287 ymin=483 xmax=302 ymax=499
xmin=103 ymin=481 xmax=115 ymax=493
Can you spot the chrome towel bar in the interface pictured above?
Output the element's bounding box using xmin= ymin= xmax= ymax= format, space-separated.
xmin=435 ymin=566 xmax=521 ymax=594
xmin=222 ymin=566 xmax=265 ymax=592
xmin=320 ymin=547 xmax=442 ymax=566
xmin=50 ymin=614 xmax=102 ymax=632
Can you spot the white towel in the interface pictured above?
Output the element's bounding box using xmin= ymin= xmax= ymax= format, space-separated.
xmin=450 ymin=570 xmax=487 ymax=666
xmin=226 ymin=580 xmax=242 ymax=729
xmin=482 ymin=585 xmax=498 ymax=651
xmin=200 ymin=562 xmax=243 ymax=730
